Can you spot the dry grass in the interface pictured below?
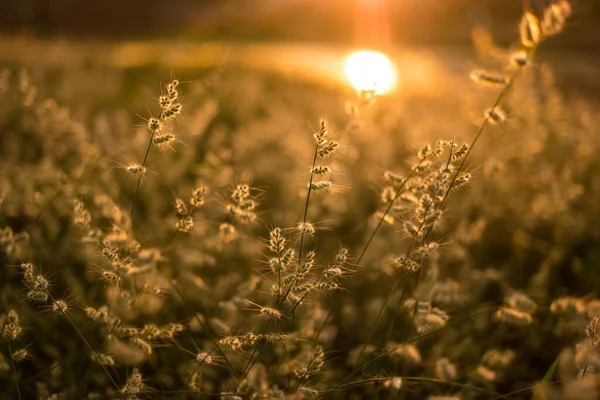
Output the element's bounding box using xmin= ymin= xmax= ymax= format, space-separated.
xmin=2 ymin=3 xmax=600 ymax=399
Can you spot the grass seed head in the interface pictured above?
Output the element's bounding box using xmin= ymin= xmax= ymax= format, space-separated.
xmin=26 ymin=290 xmax=48 ymax=303
xmin=495 ymin=307 xmax=533 ymax=326
xmin=130 ymin=337 xmax=153 ymax=355
xmin=520 ymin=12 xmax=542 ymax=47
xmin=147 ymin=117 xmax=162 ymax=132
xmin=551 ymin=297 xmax=586 ymax=315
xmin=259 ymin=306 xmax=283 ymax=320
xmin=474 ymin=364 xmax=497 ymax=382
xmin=381 ymin=186 xmax=396 ymax=203
xmin=511 ymin=50 xmax=530 ymax=68
xmin=384 ymin=171 xmax=404 ymax=187
xmin=311 ymin=165 xmax=331 ymax=175
xmin=120 ymin=368 xmax=144 ymax=395
xmin=268 ymin=227 xmax=286 ymax=253
xmin=382 ymin=377 xmax=403 ymax=390
xmin=196 ymin=351 xmax=213 ymax=365
xmin=506 ymin=292 xmax=537 ymax=313
xmin=174 ymin=198 xmax=188 ymax=215
xmin=125 ymin=163 xmax=147 ymax=176
xmin=317 ymin=141 xmax=339 ymax=158
xmin=90 ymin=351 xmax=116 ymax=366
xmin=297 ymin=221 xmax=315 ymax=235
xmin=418 ymin=143 xmax=433 ymax=160
xmin=190 ymin=187 xmax=206 ymax=207
xmin=334 ymin=247 xmax=349 ymax=266
xmin=485 ymin=107 xmax=507 ymax=124
xmin=52 ymin=300 xmax=69 ymax=315
xmin=11 ymin=348 xmax=28 ymax=362
xmin=153 ymin=133 xmax=176 ymax=150
xmin=177 ymin=216 xmax=194 ymax=233
xmin=394 ymin=257 xmax=421 ymax=273
xmin=470 ymin=70 xmax=509 ymax=87
xmin=1 ymin=310 xmax=22 ymax=341
xmin=393 ymin=344 xmax=422 ymax=363
xmin=542 ymin=3 xmax=568 ymax=36
xmin=163 ymin=103 xmax=183 ymax=120
xmin=435 ymin=357 xmax=458 ymax=381
xmin=165 ymin=81 xmax=179 ymax=101
xmin=482 ymin=349 xmax=516 ymax=369
xmin=314 ymin=119 xmax=329 ymax=145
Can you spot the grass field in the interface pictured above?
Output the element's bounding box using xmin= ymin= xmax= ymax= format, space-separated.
xmin=2 ymin=4 xmax=600 ymax=399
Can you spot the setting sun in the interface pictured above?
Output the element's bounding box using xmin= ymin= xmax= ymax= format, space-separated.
xmin=344 ymin=50 xmax=397 ymax=94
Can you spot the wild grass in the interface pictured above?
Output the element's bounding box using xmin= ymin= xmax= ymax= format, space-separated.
xmin=2 ymin=2 xmax=599 ymax=399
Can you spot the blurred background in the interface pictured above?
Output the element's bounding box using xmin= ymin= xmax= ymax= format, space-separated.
xmin=0 ymin=0 xmax=598 ymax=46
xmin=1 ymin=0 xmax=598 ymax=96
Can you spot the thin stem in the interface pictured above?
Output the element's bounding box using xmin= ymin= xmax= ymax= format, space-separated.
xmin=7 ymin=342 xmax=22 ymax=400
xmin=439 ymin=72 xmax=521 ymax=211
xmin=325 ymin=307 xmax=497 ymax=396
xmin=326 ymin=376 xmax=499 ymax=396
xmin=240 ymin=141 xmax=321 ymax=382
xmin=349 ymin=159 xmax=433 ymax=374
xmin=177 ymin=347 xmax=216 ymax=397
xmin=356 ymin=161 xmax=423 ymax=266
xmin=384 ymin=148 xmax=454 ymax=344
xmin=306 ymin=160 xmax=426 ymax=380
xmin=33 ymin=275 xmax=119 ymax=389
xmin=167 ymin=282 xmax=239 ymax=381
xmin=160 ymin=228 xmax=179 ymax=258
xmin=341 ymin=62 xmax=528 ymax=395
xmin=6 ymin=355 xmax=77 ymax=393
xmin=240 ymin=318 xmax=274 ymax=380
xmin=130 ymin=101 xmax=168 ymax=224
xmin=297 ymin=142 xmax=320 ymax=265
xmin=489 ymin=372 xmax=600 ymax=400
xmin=130 ymin=130 xmax=155 ymax=223
xmin=293 ymin=335 xmax=327 ymax=393
xmin=277 ymin=248 xmax=282 ymax=302
xmin=160 ymin=202 xmax=201 ymax=257
xmin=406 ymin=68 xmax=525 ymax=310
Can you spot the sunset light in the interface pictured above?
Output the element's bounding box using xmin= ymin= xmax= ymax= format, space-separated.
xmin=344 ymin=50 xmax=397 ymax=94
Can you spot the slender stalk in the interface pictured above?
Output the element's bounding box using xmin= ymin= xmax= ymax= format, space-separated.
xmin=276 ymin=245 xmax=283 ymax=304
xmin=347 ymin=158 xmax=435 ymax=374
xmin=7 ymin=342 xmax=21 ymax=400
xmin=6 ymin=355 xmax=77 ymax=394
xmin=329 ymin=75 xmax=536 ymax=385
xmin=490 ymin=372 xmax=592 ymax=400
xmin=33 ymin=275 xmax=119 ymax=389
xmin=240 ymin=317 xmax=275 ymax=380
xmin=338 ymin=58 xmax=529 ymax=395
xmin=130 ymin=130 xmax=156 ymax=223
xmin=177 ymin=347 xmax=216 ymax=397
xmin=241 ymin=140 xmax=320 ymax=381
xmin=292 ymin=311 xmax=332 ymax=393
xmin=302 ymin=160 xmax=426 ymax=380
xmin=293 ymin=313 xmax=331 ymax=393
xmin=384 ymin=147 xmax=454 ymax=344
xmin=130 ymin=88 xmax=173 ymax=224
xmin=355 ymin=160 xmax=424 ymax=266
xmin=405 ymin=68 xmax=524 ymax=316
xmin=297 ymin=142 xmax=320 ymax=265
xmin=325 ymin=376 xmax=499 ymax=396
xmin=167 ymin=282 xmax=239 ymax=381
xmin=325 ymin=307 xmax=497 ymax=396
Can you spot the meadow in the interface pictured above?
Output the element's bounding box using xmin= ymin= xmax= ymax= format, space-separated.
xmin=2 ymin=2 xmax=599 ymax=399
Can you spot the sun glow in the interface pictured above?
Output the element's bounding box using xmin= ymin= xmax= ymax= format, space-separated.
xmin=344 ymin=50 xmax=397 ymax=94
